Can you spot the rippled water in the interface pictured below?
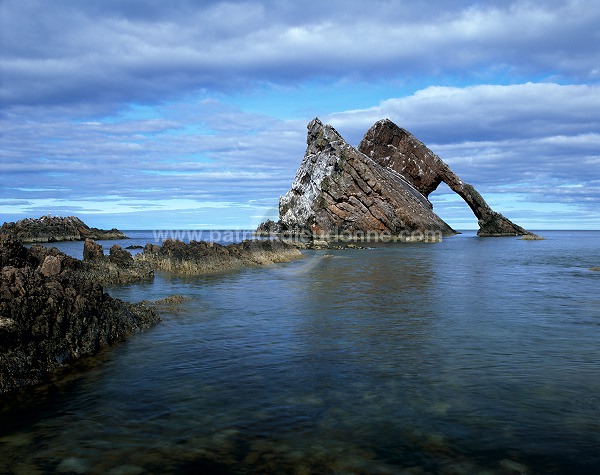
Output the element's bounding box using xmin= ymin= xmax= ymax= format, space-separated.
xmin=2 ymin=231 xmax=600 ymax=474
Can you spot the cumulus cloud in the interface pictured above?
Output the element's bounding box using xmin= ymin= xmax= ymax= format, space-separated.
xmin=330 ymin=83 xmax=600 ymax=143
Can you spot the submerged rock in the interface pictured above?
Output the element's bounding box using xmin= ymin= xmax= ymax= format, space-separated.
xmin=260 ymin=118 xmax=539 ymax=240
xmin=0 ymin=215 xmax=127 ymax=243
xmin=0 ymin=235 xmax=159 ymax=395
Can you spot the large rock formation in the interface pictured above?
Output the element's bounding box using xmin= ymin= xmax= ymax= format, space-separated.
xmin=358 ymin=119 xmax=535 ymax=237
xmin=261 ymin=118 xmax=537 ymax=240
xmin=275 ymin=118 xmax=456 ymax=242
xmin=0 ymin=234 xmax=159 ymax=395
xmin=0 ymin=215 xmax=127 ymax=243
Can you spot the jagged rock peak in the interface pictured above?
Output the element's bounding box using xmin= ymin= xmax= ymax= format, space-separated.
xmin=274 ymin=117 xmax=456 ymax=242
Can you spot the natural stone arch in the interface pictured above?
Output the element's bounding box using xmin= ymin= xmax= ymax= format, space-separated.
xmin=358 ymin=119 xmax=533 ymax=236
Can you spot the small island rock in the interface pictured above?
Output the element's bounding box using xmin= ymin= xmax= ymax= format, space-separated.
xmin=0 ymin=216 xmax=127 ymax=243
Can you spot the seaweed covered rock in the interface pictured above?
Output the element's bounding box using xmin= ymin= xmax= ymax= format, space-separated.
xmin=0 ymin=236 xmax=159 ymax=395
xmin=79 ymin=240 xmax=154 ymax=286
xmin=83 ymin=238 xmax=104 ymax=261
xmin=137 ymin=238 xmax=303 ymax=274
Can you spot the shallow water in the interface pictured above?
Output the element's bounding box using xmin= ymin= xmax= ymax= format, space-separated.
xmin=2 ymin=231 xmax=600 ymax=474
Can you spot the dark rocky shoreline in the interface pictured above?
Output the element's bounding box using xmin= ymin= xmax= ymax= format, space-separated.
xmin=0 ymin=232 xmax=303 ymax=395
xmin=0 ymin=235 xmax=158 ymax=395
xmin=137 ymin=238 xmax=304 ymax=274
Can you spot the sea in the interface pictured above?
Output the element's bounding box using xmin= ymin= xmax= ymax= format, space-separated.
xmin=1 ymin=230 xmax=599 ymax=474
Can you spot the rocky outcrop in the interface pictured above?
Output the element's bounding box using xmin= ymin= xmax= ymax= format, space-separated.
xmin=80 ymin=240 xmax=154 ymax=286
xmin=0 ymin=216 xmax=127 ymax=243
xmin=358 ymin=119 xmax=538 ymax=237
xmin=262 ymin=118 xmax=538 ymax=240
xmin=83 ymin=238 xmax=104 ymax=261
xmin=0 ymin=232 xmax=304 ymax=394
xmin=137 ymin=238 xmax=303 ymax=274
xmin=273 ymin=118 xmax=456 ymax=242
xmin=0 ymin=235 xmax=159 ymax=395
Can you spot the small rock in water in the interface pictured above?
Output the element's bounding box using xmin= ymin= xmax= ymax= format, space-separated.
xmin=56 ymin=457 xmax=89 ymax=474
xmin=155 ymin=294 xmax=189 ymax=305
xmin=500 ymin=458 xmax=529 ymax=474
xmin=519 ymin=234 xmax=544 ymax=240
xmin=107 ymin=464 xmax=145 ymax=475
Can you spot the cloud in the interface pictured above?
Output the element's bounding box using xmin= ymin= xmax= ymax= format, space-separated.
xmin=1 ymin=1 xmax=599 ymax=229
xmin=328 ymin=83 xmax=600 ymax=184
xmin=0 ymin=96 xmax=307 ymax=227
xmin=2 ymin=0 xmax=599 ymax=115
xmin=0 ymin=199 xmax=32 ymax=207
xmin=329 ymin=83 xmax=600 ymax=142
xmin=324 ymin=82 xmax=600 ymax=228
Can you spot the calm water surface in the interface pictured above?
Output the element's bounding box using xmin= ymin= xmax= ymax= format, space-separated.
xmin=2 ymin=231 xmax=600 ymax=474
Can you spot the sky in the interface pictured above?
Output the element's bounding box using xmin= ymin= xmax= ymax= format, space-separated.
xmin=1 ymin=0 xmax=599 ymax=231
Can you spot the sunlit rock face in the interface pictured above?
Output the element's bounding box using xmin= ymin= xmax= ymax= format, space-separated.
xmin=277 ymin=118 xmax=456 ymax=241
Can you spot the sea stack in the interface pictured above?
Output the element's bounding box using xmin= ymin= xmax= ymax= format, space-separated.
xmin=259 ymin=118 xmax=538 ymax=241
